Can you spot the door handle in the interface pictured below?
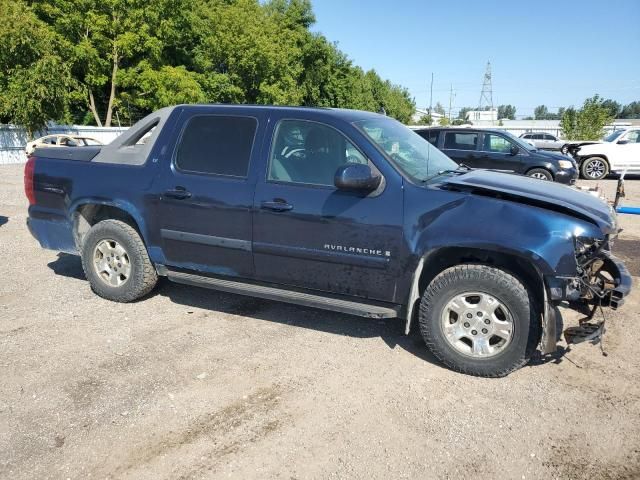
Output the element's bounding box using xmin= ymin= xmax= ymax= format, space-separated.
xmin=164 ymin=187 xmax=192 ymax=200
xmin=261 ymin=200 xmax=293 ymax=212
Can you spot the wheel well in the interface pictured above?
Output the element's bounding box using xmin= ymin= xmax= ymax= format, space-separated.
xmin=417 ymin=247 xmax=544 ymax=308
xmin=72 ymin=204 xmax=141 ymax=249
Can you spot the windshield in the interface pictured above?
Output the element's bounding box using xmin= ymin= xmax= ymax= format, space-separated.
xmin=604 ymin=130 xmax=625 ymax=142
xmin=355 ymin=118 xmax=457 ymax=182
xmin=501 ymin=130 xmax=537 ymax=151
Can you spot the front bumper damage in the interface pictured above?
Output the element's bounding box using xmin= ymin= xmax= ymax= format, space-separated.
xmin=541 ymin=250 xmax=633 ymax=354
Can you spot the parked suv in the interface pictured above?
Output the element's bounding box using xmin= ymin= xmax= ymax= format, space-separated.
xmin=25 ymin=105 xmax=630 ymax=377
xmin=414 ymin=127 xmax=578 ymax=183
xmin=519 ymin=132 xmax=565 ymax=151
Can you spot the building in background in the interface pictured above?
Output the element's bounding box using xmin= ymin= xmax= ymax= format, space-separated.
xmin=465 ymin=109 xmax=498 ymax=122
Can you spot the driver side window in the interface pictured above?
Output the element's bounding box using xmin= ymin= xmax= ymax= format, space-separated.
xmin=268 ymin=120 xmax=367 ymax=186
xmin=622 ymin=130 xmax=640 ymax=143
xmin=483 ymin=133 xmax=512 ymax=153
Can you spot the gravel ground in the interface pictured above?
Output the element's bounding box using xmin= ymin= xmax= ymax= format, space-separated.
xmin=1 ymin=163 xmax=639 ymax=479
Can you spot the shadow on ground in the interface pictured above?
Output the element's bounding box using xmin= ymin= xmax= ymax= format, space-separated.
xmin=47 ymin=253 xmax=86 ymax=280
xmin=47 ymin=253 xmax=574 ymax=372
xmin=157 ymin=280 xmax=445 ymax=367
xmin=0 ymin=216 xmax=7 ymax=228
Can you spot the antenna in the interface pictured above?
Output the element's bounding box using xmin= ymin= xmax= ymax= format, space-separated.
xmin=478 ymin=61 xmax=493 ymax=111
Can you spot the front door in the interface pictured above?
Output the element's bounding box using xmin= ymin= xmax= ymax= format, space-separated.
xmin=617 ymin=130 xmax=640 ymax=173
xmin=151 ymin=109 xmax=263 ymax=277
xmin=476 ymin=132 xmax=525 ymax=173
xmin=252 ymin=118 xmax=404 ymax=303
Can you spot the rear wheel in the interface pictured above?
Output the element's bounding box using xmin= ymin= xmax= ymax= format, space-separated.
xmin=581 ymin=157 xmax=609 ymax=180
xmin=527 ymin=168 xmax=553 ymax=181
xmin=81 ymin=219 xmax=157 ymax=302
xmin=419 ymin=265 xmax=540 ymax=377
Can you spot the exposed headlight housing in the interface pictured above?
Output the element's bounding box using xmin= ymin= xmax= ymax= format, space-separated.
xmin=558 ymin=160 xmax=573 ymax=169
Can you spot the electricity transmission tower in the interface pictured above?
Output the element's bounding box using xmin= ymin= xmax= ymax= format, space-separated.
xmin=478 ymin=61 xmax=493 ymax=111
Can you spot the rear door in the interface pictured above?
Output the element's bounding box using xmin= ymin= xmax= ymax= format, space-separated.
xmin=150 ymin=107 xmax=264 ymax=277
xmin=440 ymin=130 xmax=481 ymax=167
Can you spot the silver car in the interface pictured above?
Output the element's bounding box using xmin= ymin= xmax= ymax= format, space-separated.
xmin=519 ymin=132 xmax=565 ymax=151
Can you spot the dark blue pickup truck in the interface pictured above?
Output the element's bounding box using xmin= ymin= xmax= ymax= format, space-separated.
xmin=25 ymin=105 xmax=632 ymax=376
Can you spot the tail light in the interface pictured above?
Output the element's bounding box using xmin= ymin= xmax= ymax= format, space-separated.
xmin=24 ymin=155 xmax=36 ymax=205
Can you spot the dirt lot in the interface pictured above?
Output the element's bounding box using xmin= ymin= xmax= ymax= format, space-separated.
xmin=1 ymin=163 xmax=639 ymax=480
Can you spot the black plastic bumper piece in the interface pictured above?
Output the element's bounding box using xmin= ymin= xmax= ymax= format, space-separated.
xmin=603 ymin=252 xmax=633 ymax=309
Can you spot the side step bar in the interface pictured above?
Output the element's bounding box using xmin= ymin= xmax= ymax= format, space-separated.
xmin=166 ymin=270 xmax=400 ymax=319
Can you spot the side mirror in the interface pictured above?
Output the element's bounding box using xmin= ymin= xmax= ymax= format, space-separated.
xmin=617 ymin=140 xmax=629 ymax=145
xmin=510 ymin=144 xmax=520 ymax=156
xmin=334 ymin=164 xmax=381 ymax=192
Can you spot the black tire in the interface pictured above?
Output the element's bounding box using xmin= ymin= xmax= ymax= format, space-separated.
xmin=527 ymin=168 xmax=553 ymax=181
xmin=580 ymin=157 xmax=609 ymax=180
xmin=418 ymin=265 xmax=540 ymax=377
xmin=81 ymin=219 xmax=158 ymax=302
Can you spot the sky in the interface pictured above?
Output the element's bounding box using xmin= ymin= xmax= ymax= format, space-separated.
xmin=311 ymin=0 xmax=640 ymax=117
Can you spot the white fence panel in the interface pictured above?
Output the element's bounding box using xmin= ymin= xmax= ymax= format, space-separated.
xmin=0 ymin=124 xmax=126 ymax=165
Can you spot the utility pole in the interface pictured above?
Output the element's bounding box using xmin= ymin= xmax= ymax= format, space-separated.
xmin=429 ymin=72 xmax=434 ymax=115
xmin=448 ymin=84 xmax=455 ymax=123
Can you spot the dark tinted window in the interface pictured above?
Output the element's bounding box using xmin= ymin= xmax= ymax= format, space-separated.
xmin=532 ymin=134 xmax=543 ymax=140
xmin=176 ymin=116 xmax=257 ymax=177
xmin=522 ymin=134 xmax=533 ymax=139
xmin=443 ymin=132 xmax=478 ymax=150
xmin=544 ymin=134 xmax=556 ymax=140
xmin=417 ymin=129 xmax=440 ymax=146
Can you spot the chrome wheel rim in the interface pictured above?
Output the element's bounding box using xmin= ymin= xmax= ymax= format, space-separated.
xmin=585 ymin=159 xmax=605 ymax=179
xmin=93 ymin=239 xmax=131 ymax=287
xmin=441 ymin=291 xmax=514 ymax=358
xmin=530 ymin=172 xmax=549 ymax=180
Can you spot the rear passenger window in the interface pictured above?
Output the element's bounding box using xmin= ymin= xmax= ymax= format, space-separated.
xmin=443 ymin=132 xmax=478 ymax=150
xmin=176 ymin=116 xmax=257 ymax=177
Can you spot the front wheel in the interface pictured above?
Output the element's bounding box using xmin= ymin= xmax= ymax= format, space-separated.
xmin=527 ymin=168 xmax=553 ymax=181
xmin=581 ymin=157 xmax=609 ymax=180
xmin=81 ymin=219 xmax=158 ymax=302
xmin=418 ymin=265 xmax=540 ymax=377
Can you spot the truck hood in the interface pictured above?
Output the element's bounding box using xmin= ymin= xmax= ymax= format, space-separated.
xmin=443 ymin=170 xmax=616 ymax=233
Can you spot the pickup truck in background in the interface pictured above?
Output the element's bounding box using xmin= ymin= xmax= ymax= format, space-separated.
xmin=25 ymin=105 xmax=632 ymax=377
xmin=573 ymin=127 xmax=640 ymax=179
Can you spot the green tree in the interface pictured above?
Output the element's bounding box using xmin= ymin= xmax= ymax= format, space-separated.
xmin=438 ymin=116 xmax=450 ymax=126
xmin=601 ymin=99 xmax=622 ymax=118
xmin=534 ymin=105 xmax=549 ymax=120
xmin=457 ymin=106 xmax=472 ymax=120
xmin=620 ymin=101 xmax=640 ymax=119
xmin=417 ymin=114 xmax=432 ymax=125
xmin=434 ymin=102 xmax=446 ymax=116
xmin=2 ymin=0 xmax=415 ymax=128
xmin=0 ymin=0 xmax=74 ymax=135
xmin=560 ymin=95 xmax=613 ymax=140
xmin=497 ymin=104 xmax=516 ymax=120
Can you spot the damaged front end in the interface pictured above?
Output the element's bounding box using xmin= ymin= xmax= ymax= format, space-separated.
xmin=541 ymin=178 xmax=633 ymax=353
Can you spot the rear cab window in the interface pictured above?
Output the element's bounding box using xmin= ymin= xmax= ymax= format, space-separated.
xmin=175 ymin=115 xmax=258 ymax=177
